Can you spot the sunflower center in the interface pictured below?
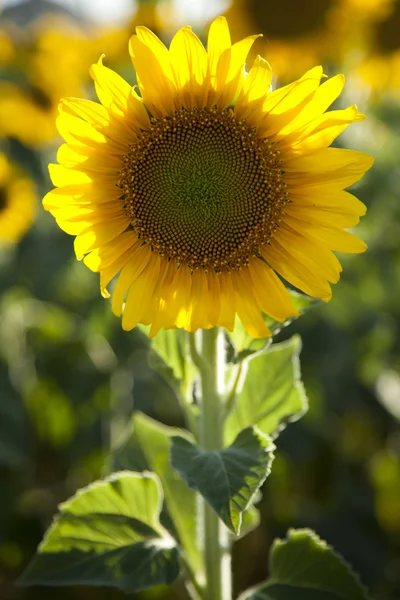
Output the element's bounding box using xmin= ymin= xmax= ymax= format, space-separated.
xmin=119 ymin=107 xmax=289 ymax=272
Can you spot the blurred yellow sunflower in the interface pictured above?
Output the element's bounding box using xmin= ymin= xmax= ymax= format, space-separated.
xmin=356 ymin=0 xmax=400 ymax=91
xmin=225 ymin=0 xmax=393 ymax=81
xmin=0 ymin=17 xmax=130 ymax=146
xmin=0 ymin=154 xmax=36 ymax=244
xmin=44 ymin=16 xmax=373 ymax=337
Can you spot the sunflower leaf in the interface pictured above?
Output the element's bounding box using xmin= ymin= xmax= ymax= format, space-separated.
xmin=107 ymin=412 xmax=200 ymax=573
xmin=239 ymin=528 xmax=372 ymax=600
xmin=133 ymin=413 xmax=201 ymax=572
xmin=170 ymin=427 xmax=274 ymax=535
xmin=238 ymin=502 xmax=261 ymax=538
xmin=142 ymin=327 xmax=196 ymax=393
xmin=19 ymin=471 xmax=181 ymax=593
xmin=226 ymin=335 xmax=308 ymax=444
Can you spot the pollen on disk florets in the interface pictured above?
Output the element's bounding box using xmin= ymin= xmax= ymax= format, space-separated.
xmin=118 ymin=106 xmax=290 ymax=273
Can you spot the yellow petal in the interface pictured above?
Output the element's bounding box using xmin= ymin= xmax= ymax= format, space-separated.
xmin=248 ymin=260 xmax=299 ymax=321
xmin=284 ymin=148 xmax=374 ymax=187
xmin=169 ymin=26 xmax=208 ymax=109
xmin=100 ymin=245 xmax=141 ymax=298
xmin=49 ymin=164 xmax=94 ymax=187
xmin=129 ymin=33 xmax=176 ymax=117
xmin=156 ymin=263 xmax=188 ymax=331
xmin=56 ymin=111 xmax=108 ymax=147
xmin=233 ymin=278 xmax=271 ymax=339
xmin=184 ymin=270 xmax=211 ymax=332
xmin=56 ymin=109 xmax=127 ymax=154
xmin=283 ymin=106 xmax=363 ymax=156
xmin=148 ymin=260 xmax=179 ymax=336
xmin=84 ymin=231 xmax=139 ymax=272
xmin=56 ymin=143 xmax=122 ymax=172
xmin=275 ymin=224 xmax=343 ymax=284
xmin=207 ymin=16 xmax=231 ymax=80
xmin=298 ymin=225 xmax=368 ymax=254
xmin=235 ymin=55 xmax=272 ymax=119
xmin=122 ymin=254 xmax=161 ymax=330
xmin=207 ymin=272 xmax=221 ymax=327
xmin=112 ymin=245 xmax=151 ymax=316
xmin=289 ymin=188 xmax=367 ymax=215
xmin=264 ymin=240 xmax=333 ymax=301
xmin=52 ymin=202 xmax=125 ymax=234
xmin=73 ymin=217 xmax=129 ymax=259
xmin=284 ymin=204 xmax=360 ymax=229
xmin=218 ymin=272 xmax=236 ymax=331
xmin=90 ymin=56 xmax=131 ymax=116
xmin=217 ymin=35 xmax=261 ymax=108
xmin=277 ymin=74 xmax=346 ymax=138
xmin=174 ymin=267 xmax=194 ymax=330
xmin=43 ymin=184 xmax=120 ymax=209
xmin=61 ymin=97 xmax=110 ymax=128
xmin=90 ymin=56 xmax=150 ymax=134
xmin=260 ymin=66 xmax=324 ymax=137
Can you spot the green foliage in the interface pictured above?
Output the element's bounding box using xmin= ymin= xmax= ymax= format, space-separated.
xmin=140 ymin=327 xmax=196 ymax=396
xmin=19 ymin=471 xmax=181 ymax=594
xmin=240 ymin=529 xmax=372 ymax=600
xmin=1 ymin=7 xmax=400 ymax=598
xmin=265 ymin=291 xmax=322 ymax=336
xmin=0 ymin=367 xmax=30 ymax=468
xmin=26 ymin=379 xmax=76 ymax=446
xmin=227 ymin=291 xmax=319 ymax=361
xmin=226 ymin=336 xmax=308 ymax=444
xmin=149 ymin=329 xmax=188 ymax=381
xmin=112 ymin=412 xmax=201 ymax=572
xmin=239 ymin=502 xmax=262 ymax=538
xmin=170 ymin=427 xmax=274 ymax=535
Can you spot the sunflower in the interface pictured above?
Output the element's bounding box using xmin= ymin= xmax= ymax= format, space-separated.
xmin=224 ymin=0 xmax=393 ymax=81
xmin=0 ymin=154 xmax=36 ymax=244
xmin=44 ymin=16 xmax=373 ymax=338
xmin=356 ymin=0 xmax=400 ymax=92
xmin=0 ymin=17 xmax=130 ymax=146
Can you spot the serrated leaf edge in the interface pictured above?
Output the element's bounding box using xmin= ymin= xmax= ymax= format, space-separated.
xmin=171 ymin=427 xmax=275 ymax=535
xmin=40 ymin=471 xmax=167 ymax=552
xmin=238 ymin=528 xmax=372 ymax=600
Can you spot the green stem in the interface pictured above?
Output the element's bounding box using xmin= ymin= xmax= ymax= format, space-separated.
xmin=196 ymin=328 xmax=231 ymax=600
xmin=224 ymin=361 xmax=244 ymax=419
xmin=181 ymin=554 xmax=205 ymax=600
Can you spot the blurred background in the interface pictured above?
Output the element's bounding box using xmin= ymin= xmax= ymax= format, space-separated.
xmin=0 ymin=0 xmax=399 ymax=599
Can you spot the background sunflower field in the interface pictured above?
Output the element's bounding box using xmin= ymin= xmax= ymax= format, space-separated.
xmin=0 ymin=1 xmax=399 ymax=599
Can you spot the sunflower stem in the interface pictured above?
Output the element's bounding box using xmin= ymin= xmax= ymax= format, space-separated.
xmin=196 ymin=327 xmax=231 ymax=600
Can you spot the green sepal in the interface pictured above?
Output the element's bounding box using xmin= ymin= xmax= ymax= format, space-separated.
xmin=170 ymin=426 xmax=274 ymax=535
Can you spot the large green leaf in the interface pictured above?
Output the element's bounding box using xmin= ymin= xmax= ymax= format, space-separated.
xmin=131 ymin=412 xmax=201 ymax=572
xmin=19 ymin=471 xmax=180 ymax=593
xmin=240 ymin=529 xmax=372 ymax=600
xmin=170 ymin=427 xmax=274 ymax=535
xmin=150 ymin=329 xmax=188 ymax=382
xmin=139 ymin=327 xmax=196 ymax=394
xmin=226 ymin=336 xmax=308 ymax=444
xmin=108 ymin=414 xmax=200 ymax=571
